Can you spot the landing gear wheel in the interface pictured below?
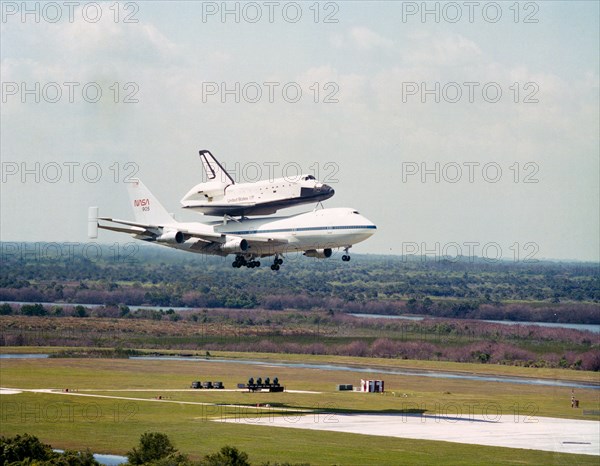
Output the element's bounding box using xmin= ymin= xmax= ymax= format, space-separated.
xmin=256 ymin=261 xmax=261 ymax=267
xmin=276 ymin=258 xmax=283 ymax=265
xmin=271 ymin=264 xmax=280 ymax=271
xmin=342 ymin=247 xmax=352 ymax=262
xmin=233 ymin=255 xmax=248 ymax=268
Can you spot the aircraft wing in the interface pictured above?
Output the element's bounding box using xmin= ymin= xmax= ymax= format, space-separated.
xmin=95 ymin=212 xmax=288 ymax=253
xmin=246 ymin=237 xmax=288 ymax=247
xmin=97 ymin=217 xmax=224 ymax=243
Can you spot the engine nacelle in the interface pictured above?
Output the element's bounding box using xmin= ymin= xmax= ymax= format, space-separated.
xmin=156 ymin=230 xmax=184 ymax=244
xmin=220 ymin=236 xmax=249 ymax=253
xmin=303 ymin=248 xmax=332 ymax=259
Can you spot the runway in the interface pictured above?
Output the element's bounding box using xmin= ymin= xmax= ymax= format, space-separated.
xmin=218 ymin=412 xmax=600 ymax=456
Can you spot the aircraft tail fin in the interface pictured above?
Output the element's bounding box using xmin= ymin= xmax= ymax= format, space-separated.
xmin=88 ymin=207 xmax=98 ymax=238
xmin=199 ymin=150 xmax=234 ymax=185
xmin=126 ymin=179 xmax=175 ymax=225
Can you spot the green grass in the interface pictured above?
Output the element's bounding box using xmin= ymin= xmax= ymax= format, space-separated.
xmin=3 ymin=345 xmax=600 ymax=382
xmin=4 ymin=392 xmax=595 ymax=465
xmin=1 ymin=353 xmax=599 ymax=464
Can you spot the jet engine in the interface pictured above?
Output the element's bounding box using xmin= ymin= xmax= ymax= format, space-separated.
xmin=156 ymin=230 xmax=185 ymax=244
xmin=220 ymin=237 xmax=249 ymax=253
xmin=303 ymin=248 xmax=333 ymax=259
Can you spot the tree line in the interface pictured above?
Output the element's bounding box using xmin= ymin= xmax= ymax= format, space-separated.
xmin=1 ymin=243 xmax=598 ymax=323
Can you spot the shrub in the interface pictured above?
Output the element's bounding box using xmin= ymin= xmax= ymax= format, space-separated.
xmin=127 ymin=432 xmax=177 ymax=465
xmin=201 ymin=446 xmax=250 ymax=466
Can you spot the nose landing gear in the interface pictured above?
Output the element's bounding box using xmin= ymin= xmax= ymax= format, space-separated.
xmin=270 ymin=256 xmax=283 ymax=271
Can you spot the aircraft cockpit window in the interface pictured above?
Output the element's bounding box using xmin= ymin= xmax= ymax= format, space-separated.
xmin=352 ymin=210 xmax=360 ymax=214
xmin=303 ymin=175 xmax=316 ymax=181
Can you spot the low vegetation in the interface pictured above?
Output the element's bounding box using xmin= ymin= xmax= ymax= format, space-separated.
xmin=1 ymin=244 xmax=598 ymax=322
xmin=1 ymin=309 xmax=598 ymax=370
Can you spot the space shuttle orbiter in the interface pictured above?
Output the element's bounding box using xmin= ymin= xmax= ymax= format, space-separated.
xmin=180 ymin=150 xmax=335 ymax=216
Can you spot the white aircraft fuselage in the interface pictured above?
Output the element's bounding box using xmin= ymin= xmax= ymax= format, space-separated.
xmin=167 ymin=207 xmax=376 ymax=257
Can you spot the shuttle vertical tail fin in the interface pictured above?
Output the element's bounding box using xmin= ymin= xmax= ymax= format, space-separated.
xmin=127 ymin=179 xmax=175 ymax=225
xmin=199 ymin=150 xmax=235 ymax=185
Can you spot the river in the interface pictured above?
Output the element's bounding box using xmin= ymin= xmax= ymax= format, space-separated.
xmin=4 ymin=301 xmax=598 ymax=333
xmin=349 ymin=314 xmax=600 ymax=333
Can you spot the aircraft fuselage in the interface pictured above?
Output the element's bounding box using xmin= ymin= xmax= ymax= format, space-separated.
xmin=143 ymin=207 xmax=375 ymax=257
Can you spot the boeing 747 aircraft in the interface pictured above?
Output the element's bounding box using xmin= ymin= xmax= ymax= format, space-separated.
xmin=180 ymin=150 xmax=335 ymax=216
xmin=89 ymin=179 xmax=376 ymax=270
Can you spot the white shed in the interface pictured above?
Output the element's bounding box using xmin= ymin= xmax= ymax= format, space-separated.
xmin=360 ymin=379 xmax=384 ymax=393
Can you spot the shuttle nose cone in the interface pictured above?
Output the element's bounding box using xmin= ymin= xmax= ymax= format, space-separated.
xmin=320 ymin=184 xmax=335 ymax=199
xmin=302 ymin=184 xmax=335 ymax=201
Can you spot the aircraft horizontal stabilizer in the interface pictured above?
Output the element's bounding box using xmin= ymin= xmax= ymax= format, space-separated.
xmin=98 ymin=224 xmax=147 ymax=235
xmin=98 ymin=217 xmax=161 ymax=230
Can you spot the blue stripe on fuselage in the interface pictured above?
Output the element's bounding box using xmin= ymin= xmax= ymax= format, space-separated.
xmin=225 ymin=225 xmax=377 ymax=235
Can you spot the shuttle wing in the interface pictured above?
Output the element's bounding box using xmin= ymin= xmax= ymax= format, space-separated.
xmin=181 ymin=202 xmax=286 ymax=217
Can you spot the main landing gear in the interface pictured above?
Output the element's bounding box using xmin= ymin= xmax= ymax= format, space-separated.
xmin=342 ymin=247 xmax=351 ymax=262
xmin=232 ymin=255 xmax=283 ymax=271
xmin=270 ymin=256 xmax=283 ymax=271
xmin=232 ymin=256 xmax=260 ymax=268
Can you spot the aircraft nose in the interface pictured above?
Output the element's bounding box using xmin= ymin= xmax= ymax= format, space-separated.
xmin=360 ymin=215 xmax=377 ymax=233
xmin=320 ymin=184 xmax=335 ymax=197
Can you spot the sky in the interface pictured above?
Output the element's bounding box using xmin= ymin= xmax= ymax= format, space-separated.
xmin=1 ymin=1 xmax=599 ymax=262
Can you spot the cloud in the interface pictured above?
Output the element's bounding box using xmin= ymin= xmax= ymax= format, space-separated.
xmin=404 ymin=33 xmax=482 ymax=67
xmin=329 ymin=33 xmax=344 ymax=49
xmin=330 ymin=27 xmax=393 ymax=51
xmin=350 ymin=26 xmax=393 ymax=50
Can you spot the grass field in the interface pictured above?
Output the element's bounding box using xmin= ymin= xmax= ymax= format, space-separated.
xmin=1 ymin=348 xmax=599 ymax=465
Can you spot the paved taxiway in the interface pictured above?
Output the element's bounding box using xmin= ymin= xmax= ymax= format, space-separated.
xmin=219 ymin=412 xmax=600 ymax=456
